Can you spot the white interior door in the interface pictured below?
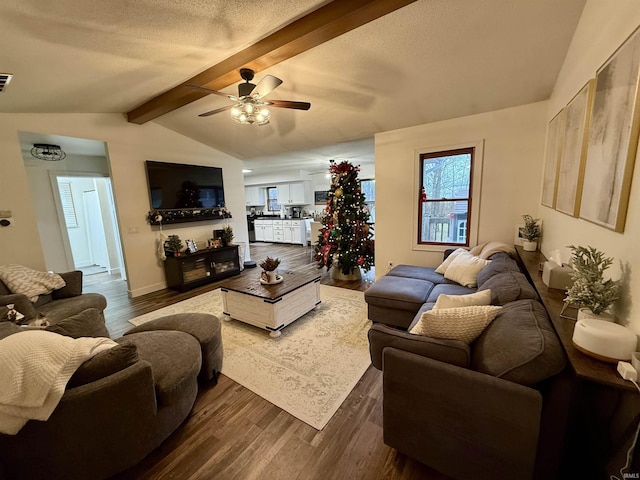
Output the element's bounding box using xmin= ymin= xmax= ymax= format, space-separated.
xmin=82 ymin=189 xmax=109 ymax=269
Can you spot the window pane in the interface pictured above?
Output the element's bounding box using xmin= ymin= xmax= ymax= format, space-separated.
xmin=420 ymin=200 xmax=468 ymax=244
xmin=423 ymin=153 xmax=471 ymax=199
xmin=267 ymin=187 xmax=280 ymax=211
xmin=361 ymin=179 xmax=375 ymax=201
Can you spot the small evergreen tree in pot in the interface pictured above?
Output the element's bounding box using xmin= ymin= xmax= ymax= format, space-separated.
xmin=565 ymin=245 xmax=620 ymax=317
xmin=521 ymin=215 xmax=541 ymax=251
xmin=166 ymin=235 xmax=183 ymax=256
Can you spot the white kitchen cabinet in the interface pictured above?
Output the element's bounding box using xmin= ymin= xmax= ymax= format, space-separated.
xmin=245 ymin=186 xmax=265 ymax=206
xmin=263 ymin=221 xmax=274 ymax=242
xmin=283 ymin=220 xmax=304 ymax=245
xmin=254 ymin=219 xmax=266 ymax=241
xmin=272 ymin=220 xmax=284 ymax=243
xmin=254 ymin=218 xmax=304 ymax=244
xmin=277 ymin=181 xmax=311 ymax=205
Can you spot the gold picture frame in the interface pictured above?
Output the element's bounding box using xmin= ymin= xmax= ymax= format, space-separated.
xmin=555 ymin=80 xmax=594 ymax=217
xmin=541 ymin=110 xmax=564 ymax=208
xmin=579 ymin=26 xmax=640 ymax=232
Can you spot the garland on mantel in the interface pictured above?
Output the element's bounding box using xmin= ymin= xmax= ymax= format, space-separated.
xmin=147 ymin=207 xmax=232 ymax=225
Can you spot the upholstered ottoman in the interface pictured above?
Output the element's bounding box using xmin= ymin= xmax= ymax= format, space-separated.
xmin=365 ymin=276 xmax=435 ymax=329
xmin=124 ymin=313 xmax=223 ymax=382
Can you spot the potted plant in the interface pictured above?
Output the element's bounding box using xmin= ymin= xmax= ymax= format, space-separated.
xmin=221 ymin=226 xmax=234 ymax=246
xmin=166 ymin=235 xmax=183 ymax=256
xmin=564 ymin=245 xmax=620 ymax=321
xmin=521 ymin=215 xmax=541 ymax=251
xmin=259 ymin=256 xmax=280 ymax=283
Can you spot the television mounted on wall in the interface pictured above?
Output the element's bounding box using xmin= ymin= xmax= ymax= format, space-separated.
xmin=145 ymin=160 xmax=225 ymax=209
xmin=145 ymin=161 xmax=231 ymax=225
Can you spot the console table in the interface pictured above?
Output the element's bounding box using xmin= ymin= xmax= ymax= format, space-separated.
xmin=516 ymin=246 xmax=640 ymax=476
xmin=515 ymin=246 xmax=634 ymax=392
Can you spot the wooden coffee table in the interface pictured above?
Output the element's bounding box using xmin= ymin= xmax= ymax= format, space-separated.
xmin=220 ymin=270 xmax=321 ymax=337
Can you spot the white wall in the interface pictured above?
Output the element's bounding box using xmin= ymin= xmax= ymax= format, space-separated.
xmin=0 ymin=113 xmax=246 ymax=297
xmin=540 ymin=1 xmax=640 ymax=330
xmin=375 ymin=102 xmax=547 ymax=272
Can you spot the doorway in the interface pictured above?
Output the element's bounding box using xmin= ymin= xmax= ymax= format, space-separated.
xmin=53 ymin=175 xmax=126 ymax=279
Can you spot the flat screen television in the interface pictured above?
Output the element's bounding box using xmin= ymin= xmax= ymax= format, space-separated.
xmin=145 ymin=160 xmax=225 ymax=210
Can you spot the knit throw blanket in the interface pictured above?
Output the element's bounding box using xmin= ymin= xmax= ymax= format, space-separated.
xmin=0 ymin=330 xmax=117 ymax=435
xmin=0 ymin=265 xmax=66 ymax=302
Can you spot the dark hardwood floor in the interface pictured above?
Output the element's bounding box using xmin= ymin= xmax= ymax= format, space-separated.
xmin=85 ymin=243 xmax=447 ymax=480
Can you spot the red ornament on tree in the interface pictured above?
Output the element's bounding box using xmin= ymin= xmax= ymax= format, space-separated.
xmin=420 ymin=186 xmax=427 ymax=202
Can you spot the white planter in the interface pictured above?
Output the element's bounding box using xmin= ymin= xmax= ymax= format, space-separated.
xmin=522 ymin=240 xmax=538 ymax=252
xmin=577 ymin=308 xmax=614 ymax=323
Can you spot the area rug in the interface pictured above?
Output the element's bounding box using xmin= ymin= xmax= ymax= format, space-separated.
xmin=128 ymin=285 xmax=372 ymax=430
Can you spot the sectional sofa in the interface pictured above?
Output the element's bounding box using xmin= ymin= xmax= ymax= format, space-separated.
xmin=365 ymin=246 xmax=569 ymax=480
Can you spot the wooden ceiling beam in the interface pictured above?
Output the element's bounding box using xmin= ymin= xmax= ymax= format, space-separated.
xmin=126 ymin=0 xmax=417 ymax=124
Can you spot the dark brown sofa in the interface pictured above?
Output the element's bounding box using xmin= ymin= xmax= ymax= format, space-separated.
xmin=0 ymin=309 xmax=223 ymax=480
xmin=365 ymin=252 xmax=570 ymax=480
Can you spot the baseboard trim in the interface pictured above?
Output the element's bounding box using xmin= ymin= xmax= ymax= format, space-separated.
xmin=128 ymin=281 xmax=166 ymax=298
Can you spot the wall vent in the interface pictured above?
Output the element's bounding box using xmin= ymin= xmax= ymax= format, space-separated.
xmin=0 ymin=74 xmax=13 ymax=93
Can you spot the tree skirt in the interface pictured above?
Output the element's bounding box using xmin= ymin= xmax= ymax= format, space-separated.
xmin=128 ymin=285 xmax=372 ymax=430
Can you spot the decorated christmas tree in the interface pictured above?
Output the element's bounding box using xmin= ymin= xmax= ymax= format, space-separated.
xmin=315 ymin=160 xmax=374 ymax=276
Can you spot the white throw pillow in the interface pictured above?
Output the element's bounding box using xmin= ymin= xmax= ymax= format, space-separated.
xmin=444 ymin=253 xmax=490 ymax=287
xmin=434 ymin=248 xmax=469 ymax=274
xmin=409 ymin=305 xmax=503 ymax=344
xmin=434 ymin=289 xmax=492 ymax=309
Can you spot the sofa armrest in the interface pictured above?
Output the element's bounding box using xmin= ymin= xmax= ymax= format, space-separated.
xmin=382 ymin=347 xmax=542 ymax=480
xmin=368 ymin=323 xmax=470 ymax=370
xmin=0 ymin=294 xmax=36 ymax=321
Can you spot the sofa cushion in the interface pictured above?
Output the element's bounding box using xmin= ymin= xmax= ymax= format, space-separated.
xmin=426 ymin=283 xmax=477 ymax=303
xmin=444 ymin=253 xmax=490 ymax=288
xmin=434 ymin=289 xmax=492 ymax=310
xmin=37 ymin=293 xmax=107 ymax=323
xmin=45 ymin=308 xmax=109 ymax=338
xmin=387 ymin=265 xmax=451 ymax=284
xmin=0 ymin=265 xmax=66 ymax=302
xmin=68 ymin=344 xmax=139 ymax=388
xmin=410 ymin=305 xmax=503 ymax=344
xmin=478 ymin=271 xmax=538 ymax=305
xmin=471 ymin=299 xmax=566 ymax=386
xmin=0 ymin=321 xmax=21 ymax=340
xmin=435 ymin=248 xmax=468 ymax=274
xmin=365 ymin=276 xmax=434 ymax=312
xmin=53 ymin=271 xmax=83 ymax=299
xmin=476 ymin=253 xmax=521 ymax=287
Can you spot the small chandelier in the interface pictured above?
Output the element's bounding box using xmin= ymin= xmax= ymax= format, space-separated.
xmin=30 ymin=144 xmax=66 ymax=161
xmin=230 ymin=99 xmax=271 ymax=126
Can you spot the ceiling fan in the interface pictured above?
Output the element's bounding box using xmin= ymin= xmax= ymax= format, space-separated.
xmin=188 ymin=68 xmax=311 ymax=126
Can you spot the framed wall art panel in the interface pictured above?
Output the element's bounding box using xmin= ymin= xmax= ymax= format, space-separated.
xmin=541 ymin=110 xmax=564 ymax=208
xmin=556 ymin=80 xmax=594 ymax=217
xmin=579 ymin=27 xmax=640 ymax=232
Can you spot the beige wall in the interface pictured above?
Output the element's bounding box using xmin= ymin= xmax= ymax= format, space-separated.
xmin=375 ymin=101 xmax=547 ymax=272
xmin=0 ymin=113 xmax=246 ymax=297
xmin=540 ymin=1 xmax=640 ymax=330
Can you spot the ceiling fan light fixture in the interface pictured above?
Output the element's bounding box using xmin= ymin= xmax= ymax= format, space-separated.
xmin=30 ymin=143 xmax=66 ymax=161
xmin=230 ymin=100 xmax=270 ymax=126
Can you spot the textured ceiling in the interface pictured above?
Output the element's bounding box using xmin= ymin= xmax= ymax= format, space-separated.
xmin=1 ymin=0 xmax=586 ymax=175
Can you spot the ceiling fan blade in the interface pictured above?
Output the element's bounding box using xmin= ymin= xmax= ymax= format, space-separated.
xmin=252 ymin=75 xmax=283 ymax=99
xmin=268 ymin=100 xmax=311 ymax=110
xmin=198 ymin=104 xmax=233 ymax=117
xmin=187 ymin=84 xmax=230 ymax=98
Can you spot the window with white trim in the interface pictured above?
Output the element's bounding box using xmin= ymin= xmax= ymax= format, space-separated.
xmin=418 ymin=147 xmax=473 ymax=246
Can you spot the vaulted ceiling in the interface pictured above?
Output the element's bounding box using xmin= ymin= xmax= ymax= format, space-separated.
xmin=1 ymin=0 xmax=585 ymax=175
